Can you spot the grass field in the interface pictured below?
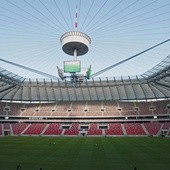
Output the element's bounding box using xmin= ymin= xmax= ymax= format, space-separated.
xmin=0 ymin=136 xmax=170 ymax=170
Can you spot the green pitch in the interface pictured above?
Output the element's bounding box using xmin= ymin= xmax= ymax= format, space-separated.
xmin=0 ymin=136 xmax=170 ymax=170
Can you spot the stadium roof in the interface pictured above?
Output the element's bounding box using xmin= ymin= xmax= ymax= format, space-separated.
xmin=0 ymin=56 xmax=170 ymax=102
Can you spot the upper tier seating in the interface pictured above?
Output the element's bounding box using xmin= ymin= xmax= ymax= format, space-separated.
xmin=119 ymin=102 xmax=137 ymax=115
xmin=86 ymin=102 xmax=103 ymax=117
xmin=7 ymin=103 xmax=23 ymax=116
xmin=51 ymin=102 xmax=71 ymax=116
xmin=68 ymin=102 xmax=86 ymax=116
xmin=34 ymin=103 xmax=55 ymax=116
xmin=135 ymin=102 xmax=153 ymax=115
xmin=0 ymin=102 xmax=8 ymax=115
xmin=103 ymin=101 xmax=120 ymax=116
xmin=154 ymin=100 xmax=169 ymax=114
xmin=0 ymin=100 xmax=169 ymax=117
xmin=22 ymin=104 xmax=40 ymax=116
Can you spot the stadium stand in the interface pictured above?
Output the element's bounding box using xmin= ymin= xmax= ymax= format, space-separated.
xmin=0 ymin=100 xmax=170 ymax=117
xmin=0 ymin=102 xmax=8 ymax=115
xmin=162 ymin=122 xmax=170 ymax=129
xmin=3 ymin=123 xmax=10 ymax=129
xmin=0 ymin=100 xmax=170 ymax=137
xmin=87 ymin=123 xmax=102 ymax=135
xmin=103 ymin=101 xmax=120 ymax=116
xmin=124 ymin=123 xmax=146 ymax=135
xmin=105 ymin=123 xmax=124 ymax=135
xmin=22 ymin=104 xmax=39 ymax=116
xmin=23 ymin=123 xmax=46 ymax=135
xmin=143 ymin=122 xmax=163 ymax=135
xmin=154 ymin=100 xmax=169 ymax=114
xmin=86 ymin=102 xmax=103 ymax=117
xmin=119 ymin=102 xmax=137 ymax=116
xmin=7 ymin=103 xmax=23 ymax=116
xmin=12 ymin=123 xmax=30 ymax=135
xmin=34 ymin=103 xmax=55 ymax=116
xmin=0 ymin=123 xmax=2 ymax=135
xmin=68 ymin=102 xmax=86 ymax=116
xmin=43 ymin=123 xmax=62 ymax=135
xmin=64 ymin=123 xmax=79 ymax=135
xmin=168 ymin=131 xmax=170 ymax=136
xmin=0 ymin=122 xmax=170 ymax=136
xmin=51 ymin=102 xmax=70 ymax=116
xmin=135 ymin=102 xmax=153 ymax=115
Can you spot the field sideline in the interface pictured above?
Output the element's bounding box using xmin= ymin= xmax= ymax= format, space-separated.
xmin=0 ymin=136 xmax=170 ymax=170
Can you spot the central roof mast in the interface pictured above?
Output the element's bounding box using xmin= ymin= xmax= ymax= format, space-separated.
xmin=57 ymin=5 xmax=92 ymax=84
xmin=74 ymin=5 xmax=78 ymax=61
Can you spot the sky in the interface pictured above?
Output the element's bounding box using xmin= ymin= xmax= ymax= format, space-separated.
xmin=0 ymin=0 xmax=170 ymax=80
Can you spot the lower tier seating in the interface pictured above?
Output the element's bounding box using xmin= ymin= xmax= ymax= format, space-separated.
xmin=43 ymin=123 xmax=62 ymax=135
xmin=0 ymin=122 xmax=169 ymax=136
xmin=124 ymin=123 xmax=146 ymax=135
xmin=12 ymin=123 xmax=30 ymax=135
xmin=0 ymin=123 xmax=2 ymax=135
xmin=143 ymin=122 xmax=162 ymax=135
xmin=87 ymin=123 xmax=102 ymax=135
xmin=23 ymin=123 xmax=47 ymax=135
xmin=64 ymin=123 xmax=79 ymax=135
xmin=105 ymin=123 xmax=123 ymax=135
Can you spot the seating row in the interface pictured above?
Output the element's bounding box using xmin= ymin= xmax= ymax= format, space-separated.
xmin=0 ymin=122 xmax=169 ymax=136
xmin=0 ymin=100 xmax=169 ymax=116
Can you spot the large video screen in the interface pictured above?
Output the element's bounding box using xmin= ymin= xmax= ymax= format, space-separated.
xmin=64 ymin=60 xmax=81 ymax=73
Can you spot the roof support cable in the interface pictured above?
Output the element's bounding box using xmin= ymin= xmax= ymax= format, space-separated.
xmin=0 ymin=58 xmax=59 ymax=80
xmin=91 ymin=38 xmax=170 ymax=78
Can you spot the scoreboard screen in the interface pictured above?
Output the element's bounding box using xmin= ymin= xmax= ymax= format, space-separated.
xmin=64 ymin=60 xmax=81 ymax=73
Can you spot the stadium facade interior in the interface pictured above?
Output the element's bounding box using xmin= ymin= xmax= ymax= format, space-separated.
xmin=0 ymin=0 xmax=170 ymax=138
xmin=0 ymin=54 xmax=170 ymax=137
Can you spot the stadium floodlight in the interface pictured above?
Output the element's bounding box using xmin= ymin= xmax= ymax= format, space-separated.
xmin=86 ymin=65 xmax=92 ymax=80
xmin=57 ymin=66 xmax=65 ymax=80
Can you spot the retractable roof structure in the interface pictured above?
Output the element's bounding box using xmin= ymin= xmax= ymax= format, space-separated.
xmin=0 ymin=56 xmax=170 ymax=102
